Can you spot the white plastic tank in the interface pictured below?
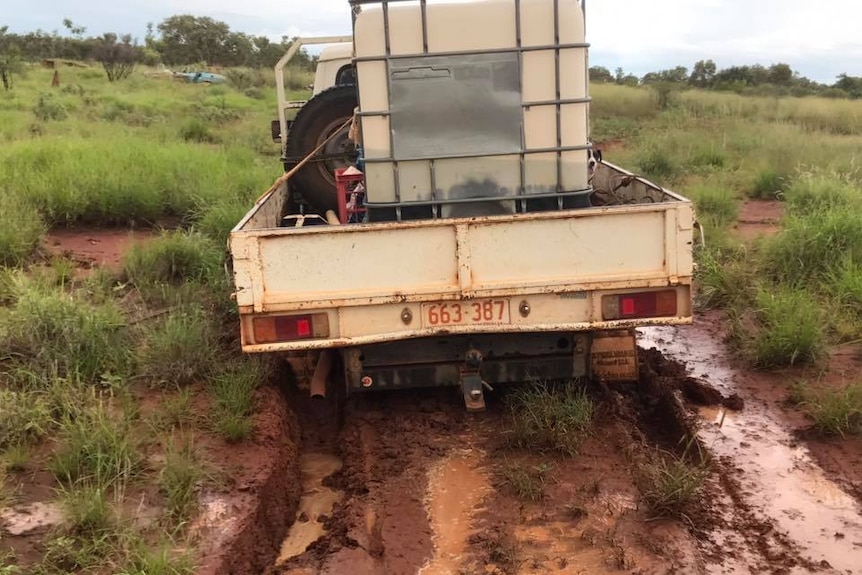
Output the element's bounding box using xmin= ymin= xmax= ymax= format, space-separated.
xmin=354 ymin=0 xmax=590 ymax=217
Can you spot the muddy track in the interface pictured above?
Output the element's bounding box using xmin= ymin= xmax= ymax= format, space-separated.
xmin=243 ymin=325 xmax=862 ymax=575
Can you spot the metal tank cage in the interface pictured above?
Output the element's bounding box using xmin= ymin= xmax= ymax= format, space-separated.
xmin=347 ymin=0 xmax=594 ymax=221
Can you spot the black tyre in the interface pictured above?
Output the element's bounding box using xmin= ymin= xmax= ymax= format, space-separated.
xmin=285 ymin=84 xmax=358 ymax=213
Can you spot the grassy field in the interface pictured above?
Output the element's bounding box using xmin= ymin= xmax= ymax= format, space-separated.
xmin=0 ymin=63 xmax=311 ymax=573
xmin=1 ymin=63 xmax=861 ymax=572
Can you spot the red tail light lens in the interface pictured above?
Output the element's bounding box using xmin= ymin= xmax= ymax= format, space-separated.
xmin=602 ymin=290 xmax=677 ymax=320
xmin=252 ymin=313 xmax=330 ymax=343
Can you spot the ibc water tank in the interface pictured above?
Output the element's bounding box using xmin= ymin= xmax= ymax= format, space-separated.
xmin=354 ymin=0 xmax=590 ymax=219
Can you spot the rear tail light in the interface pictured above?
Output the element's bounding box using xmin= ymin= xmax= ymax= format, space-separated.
xmin=252 ymin=313 xmax=330 ymax=343
xmin=602 ymin=290 xmax=677 ymax=320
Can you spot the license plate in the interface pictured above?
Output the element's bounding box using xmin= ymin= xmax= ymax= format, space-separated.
xmin=421 ymin=299 xmax=511 ymax=327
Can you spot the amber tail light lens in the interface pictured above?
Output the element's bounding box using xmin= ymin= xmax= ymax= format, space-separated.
xmin=252 ymin=313 xmax=329 ymax=343
xmin=602 ymin=290 xmax=677 ymax=320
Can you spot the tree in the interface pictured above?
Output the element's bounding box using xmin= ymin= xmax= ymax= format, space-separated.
xmin=689 ymin=59 xmax=716 ymax=88
xmin=62 ymin=18 xmax=87 ymax=38
xmin=834 ymin=74 xmax=862 ymax=99
xmin=156 ymin=15 xmax=233 ymax=66
xmin=92 ymin=33 xmax=141 ymax=81
xmin=0 ymin=26 xmax=24 ymax=90
xmin=589 ymin=65 xmax=614 ymax=83
xmin=767 ymin=63 xmax=793 ymax=86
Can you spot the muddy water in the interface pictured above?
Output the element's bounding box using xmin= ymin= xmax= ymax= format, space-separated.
xmin=639 ymin=326 xmax=862 ymax=573
xmin=418 ymin=451 xmax=490 ymax=575
xmin=277 ymin=453 xmax=343 ymax=564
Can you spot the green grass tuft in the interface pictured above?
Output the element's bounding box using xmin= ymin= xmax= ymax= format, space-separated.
xmin=750 ymin=168 xmax=789 ymax=199
xmin=0 ymin=194 xmax=46 ymax=266
xmin=57 ymin=481 xmax=114 ymax=535
xmin=743 ymin=288 xmax=825 ymax=368
xmin=122 ymin=231 xmax=224 ymax=289
xmin=209 ymin=359 xmax=268 ymax=442
xmin=137 ymin=306 xmax=219 ymax=386
xmin=0 ymin=285 xmax=131 ymax=382
xmin=637 ymin=448 xmax=708 ymax=518
xmin=507 ymin=382 xmax=593 ymax=455
xmin=159 ymin=436 xmax=207 ymax=524
xmin=499 ymin=460 xmax=552 ymax=502
xmin=0 ymin=390 xmax=52 ymax=449
xmin=51 ymin=402 xmax=141 ymax=488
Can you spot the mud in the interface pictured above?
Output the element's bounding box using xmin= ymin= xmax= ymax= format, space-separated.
xmin=0 ymin=502 xmax=64 ymax=536
xmin=640 ymin=324 xmax=862 ymax=574
xmin=196 ymin=382 xmax=302 ymax=575
xmin=255 ymin=322 xmax=862 ymax=575
xmin=733 ymin=200 xmax=785 ymax=239
xmin=43 ymin=228 xmax=157 ymax=272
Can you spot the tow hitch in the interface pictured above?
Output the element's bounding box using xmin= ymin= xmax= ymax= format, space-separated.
xmin=460 ymin=348 xmax=493 ymax=412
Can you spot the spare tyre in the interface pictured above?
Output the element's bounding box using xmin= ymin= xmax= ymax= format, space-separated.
xmin=285 ymin=84 xmax=358 ymax=213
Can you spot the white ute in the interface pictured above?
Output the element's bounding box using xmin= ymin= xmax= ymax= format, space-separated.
xmin=230 ymin=0 xmax=697 ymax=410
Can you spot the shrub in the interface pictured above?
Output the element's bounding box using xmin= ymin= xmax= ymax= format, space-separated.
xmin=637 ymin=147 xmax=676 ymax=182
xmin=179 ymin=117 xmax=218 ymax=143
xmin=33 ymin=92 xmax=68 ymax=121
xmin=750 ymin=168 xmax=789 ymax=199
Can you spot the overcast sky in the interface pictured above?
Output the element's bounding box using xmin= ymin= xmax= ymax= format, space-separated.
xmin=3 ymin=0 xmax=860 ymax=83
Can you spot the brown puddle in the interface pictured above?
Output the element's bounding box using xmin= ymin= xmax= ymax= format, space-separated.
xmin=276 ymin=453 xmax=343 ymax=564
xmin=418 ymin=450 xmax=490 ymax=575
xmin=639 ymin=326 xmax=862 ymax=573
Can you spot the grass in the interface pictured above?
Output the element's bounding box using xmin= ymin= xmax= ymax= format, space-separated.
xmin=208 ymin=359 xmax=268 ymax=442
xmin=0 ymin=64 xmax=282 ymax=574
xmin=122 ymin=230 xmax=224 ymax=290
xmin=58 ymin=481 xmax=114 ymax=535
xmin=51 ymin=401 xmax=141 ymax=488
xmin=507 ymin=382 xmax=593 ymax=456
xmin=499 ymin=460 xmax=552 ymax=502
xmin=2 ymin=444 xmax=30 ymax=473
xmin=637 ymin=444 xmax=709 ymax=518
xmin=0 ymin=193 xmax=46 ymax=266
xmin=0 ymin=283 xmax=132 ymax=382
xmin=790 ymin=380 xmax=862 ymax=436
xmin=0 ymin=390 xmax=52 ymax=449
xmin=159 ymin=436 xmax=207 ymax=523
xmin=136 ymin=306 xmax=219 ymax=386
xmin=118 ymin=541 xmax=195 ymax=575
xmin=738 ymin=288 xmax=825 ymax=368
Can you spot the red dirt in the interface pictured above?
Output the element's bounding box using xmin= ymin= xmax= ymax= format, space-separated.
xmin=43 ymin=228 xmax=158 ymax=271
xmin=195 ymin=382 xmax=302 ymax=575
xmin=733 ymin=199 xmax=785 ymax=239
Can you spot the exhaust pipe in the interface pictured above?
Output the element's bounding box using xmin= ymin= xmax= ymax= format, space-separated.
xmin=310 ymin=349 xmax=334 ymax=399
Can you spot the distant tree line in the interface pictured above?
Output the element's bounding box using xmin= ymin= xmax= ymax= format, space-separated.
xmin=589 ymin=60 xmax=862 ymax=99
xmin=0 ymin=15 xmax=316 ymax=86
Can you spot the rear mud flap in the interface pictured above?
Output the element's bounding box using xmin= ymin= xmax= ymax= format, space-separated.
xmin=590 ymin=330 xmax=638 ymax=382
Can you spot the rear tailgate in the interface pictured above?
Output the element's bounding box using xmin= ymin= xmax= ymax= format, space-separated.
xmin=229 ymin=163 xmax=695 ymax=352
